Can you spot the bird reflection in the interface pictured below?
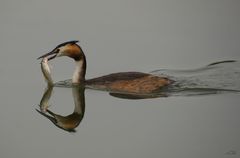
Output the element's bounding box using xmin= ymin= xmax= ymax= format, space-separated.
xmin=38 ymin=86 xmax=53 ymax=112
xmin=108 ymin=92 xmax=167 ymax=99
xmin=36 ymin=86 xmax=85 ymax=132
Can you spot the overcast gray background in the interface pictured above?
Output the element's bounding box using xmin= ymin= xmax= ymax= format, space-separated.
xmin=0 ymin=0 xmax=240 ymax=158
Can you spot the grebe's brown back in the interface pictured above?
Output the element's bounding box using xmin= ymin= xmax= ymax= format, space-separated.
xmin=86 ymin=72 xmax=172 ymax=93
xmin=38 ymin=41 xmax=173 ymax=94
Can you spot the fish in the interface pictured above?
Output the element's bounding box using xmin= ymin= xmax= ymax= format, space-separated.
xmin=41 ymin=57 xmax=54 ymax=86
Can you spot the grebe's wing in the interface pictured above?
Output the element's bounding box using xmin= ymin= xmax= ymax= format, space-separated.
xmin=86 ymin=72 xmax=149 ymax=85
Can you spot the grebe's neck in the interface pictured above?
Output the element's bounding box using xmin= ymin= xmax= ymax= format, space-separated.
xmin=72 ymin=56 xmax=86 ymax=84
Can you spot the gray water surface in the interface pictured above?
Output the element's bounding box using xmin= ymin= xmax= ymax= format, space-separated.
xmin=1 ymin=1 xmax=240 ymax=158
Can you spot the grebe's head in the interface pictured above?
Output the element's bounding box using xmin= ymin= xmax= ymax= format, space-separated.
xmin=38 ymin=40 xmax=84 ymax=61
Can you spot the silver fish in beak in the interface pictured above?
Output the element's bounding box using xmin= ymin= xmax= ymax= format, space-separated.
xmin=41 ymin=57 xmax=54 ymax=85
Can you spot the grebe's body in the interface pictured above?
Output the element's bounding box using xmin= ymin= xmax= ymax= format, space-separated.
xmin=38 ymin=41 xmax=173 ymax=94
xmin=86 ymin=72 xmax=171 ymax=93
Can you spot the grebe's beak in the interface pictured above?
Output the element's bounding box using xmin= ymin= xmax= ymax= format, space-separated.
xmin=37 ymin=48 xmax=60 ymax=61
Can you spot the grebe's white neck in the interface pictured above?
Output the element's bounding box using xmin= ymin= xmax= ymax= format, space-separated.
xmin=72 ymin=58 xmax=86 ymax=84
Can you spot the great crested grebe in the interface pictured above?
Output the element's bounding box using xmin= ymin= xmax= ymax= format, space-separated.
xmin=38 ymin=41 xmax=173 ymax=94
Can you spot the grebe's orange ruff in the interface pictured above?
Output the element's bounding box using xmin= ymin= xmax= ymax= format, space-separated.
xmin=38 ymin=41 xmax=173 ymax=94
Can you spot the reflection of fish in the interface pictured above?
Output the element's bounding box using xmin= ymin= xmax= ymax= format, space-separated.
xmin=39 ymin=86 xmax=53 ymax=112
xmin=41 ymin=57 xmax=53 ymax=85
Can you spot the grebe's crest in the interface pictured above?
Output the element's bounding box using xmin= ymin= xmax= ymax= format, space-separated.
xmin=55 ymin=40 xmax=79 ymax=49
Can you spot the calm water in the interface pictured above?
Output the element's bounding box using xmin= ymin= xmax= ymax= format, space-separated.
xmin=1 ymin=59 xmax=240 ymax=158
xmin=1 ymin=1 xmax=240 ymax=158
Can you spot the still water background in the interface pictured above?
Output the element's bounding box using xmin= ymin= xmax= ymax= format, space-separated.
xmin=1 ymin=0 xmax=240 ymax=158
